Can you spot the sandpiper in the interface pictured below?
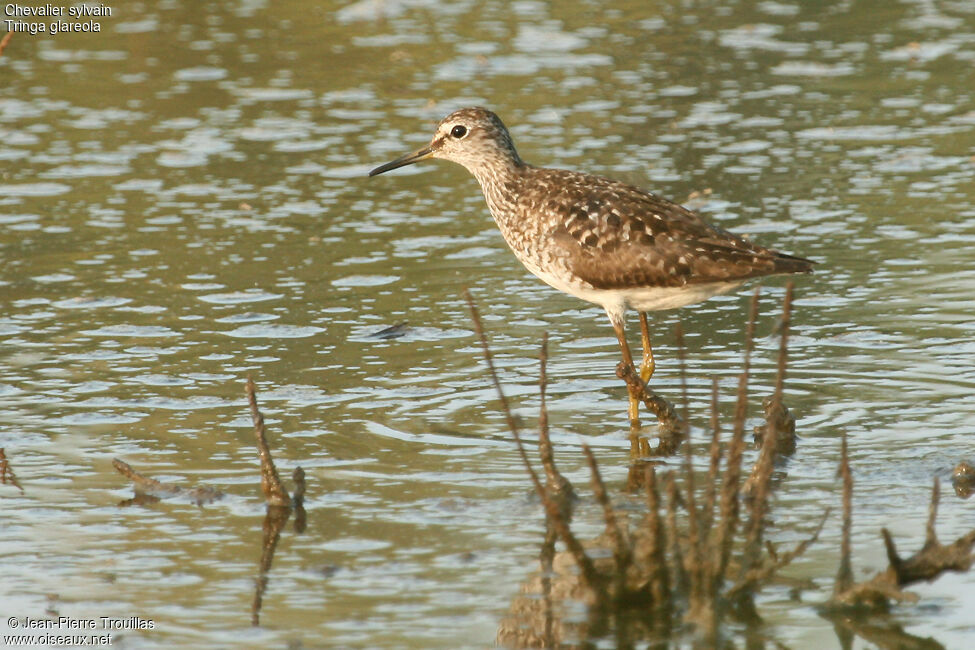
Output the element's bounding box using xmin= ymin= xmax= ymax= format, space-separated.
xmin=369 ymin=107 xmax=812 ymax=425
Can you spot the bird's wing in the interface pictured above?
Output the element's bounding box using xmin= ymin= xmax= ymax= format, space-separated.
xmin=535 ymin=169 xmax=812 ymax=290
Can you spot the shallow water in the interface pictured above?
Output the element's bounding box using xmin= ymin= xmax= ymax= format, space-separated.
xmin=2 ymin=0 xmax=975 ymax=647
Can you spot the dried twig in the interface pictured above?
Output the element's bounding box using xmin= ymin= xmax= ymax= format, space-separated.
xmin=675 ymin=321 xmax=690 ymax=425
xmin=665 ymin=473 xmax=689 ymax=597
xmin=679 ymin=389 xmax=705 ymax=610
xmin=834 ymin=434 xmax=854 ymax=597
xmin=292 ymin=467 xmax=307 ymax=533
xmin=772 ymin=282 xmax=793 ymax=401
xmin=0 ymin=32 xmax=12 ymax=59
xmin=885 ymin=478 xmax=975 ymax=585
xmin=755 ymin=283 xmax=797 ymax=453
xmin=739 ymin=288 xmax=794 ymax=562
xmin=584 ymin=444 xmax=631 ymax=595
xmin=246 ymin=377 xmax=290 ymax=507
xmin=739 ymin=424 xmax=777 ymax=585
xmin=0 ymin=448 xmax=23 ymax=493
xmin=465 ymin=290 xmax=544 ymax=496
xmin=713 ymin=288 xmax=760 ymax=581
xmin=242 ymin=378 xmax=304 ymax=626
xmin=251 ymin=502 xmax=292 ymax=626
xmin=466 ymin=290 xmax=602 ymax=593
xmin=701 ymin=378 xmax=722 ymax=539
xmin=498 ymin=287 xmax=847 ymax=644
xmin=728 ymin=508 xmax=829 ymax=599
xmin=827 ymin=475 xmax=975 ymax=612
xmin=112 ymin=458 xmax=224 ymax=505
xmin=642 ymin=464 xmax=670 ymax=612
xmin=538 ymin=333 xmax=574 ymax=507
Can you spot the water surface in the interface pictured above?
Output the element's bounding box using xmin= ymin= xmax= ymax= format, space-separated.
xmin=2 ymin=0 xmax=975 ymax=647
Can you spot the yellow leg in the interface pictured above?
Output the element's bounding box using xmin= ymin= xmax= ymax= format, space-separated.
xmin=608 ymin=312 xmax=641 ymax=427
xmin=638 ymin=311 xmax=656 ymax=384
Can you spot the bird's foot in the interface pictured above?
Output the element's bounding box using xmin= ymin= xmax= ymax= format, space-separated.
xmin=616 ymin=360 xmax=684 ymax=438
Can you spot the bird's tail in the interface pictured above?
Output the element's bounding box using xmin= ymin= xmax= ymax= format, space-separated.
xmin=771 ymin=251 xmax=815 ymax=275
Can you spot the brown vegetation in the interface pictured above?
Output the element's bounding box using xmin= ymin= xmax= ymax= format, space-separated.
xmin=112 ymin=377 xmax=306 ymax=626
xmin=465 ymin=285 xmax=975 ymax=647
xmin=0 ymin=32 xmax=13 ymax=58
xmin=0 ymin=447 xmax=23 ymax=493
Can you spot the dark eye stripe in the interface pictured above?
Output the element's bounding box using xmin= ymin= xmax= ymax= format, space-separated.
xmin=450 ymin=125 xmax=468 ymax=139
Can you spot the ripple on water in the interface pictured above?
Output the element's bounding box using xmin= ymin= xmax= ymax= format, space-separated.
xmin=132 ymin=374 xmax=194 ymax=387
xmin=182 ymin=282 xmax=225 ymax=291
xmin=53 ymin=296 xmax=132 ymax=309
xmin=114 ymin=178 xmax=164 ymax=192
xmin=156 ymin=132 xmax=235 ymax=168
xmin=0 ymin=213 xmax=39 ymax=225
xmin=232 ymin=87 xmax=315 ymax=102
xmin=362 ymin=421 xmax=507 ymax=448
xmin=37 ymin=47 xmax=127 ymax=62
xmin=42 ymin=164 xmax=129 ymax=178
xmin=68 ymin=381 xmax=115 ymax=394
xmin=222 ymin=324 xmax=325 ymax=339
xmin=174 ymin=66 xmax=228 ymax=81
xmin=873 ymin=150 xmax=969 ymax=174
xmin=114 ymin=17 xmax=158 ymax=33
xmin=321 ymin=538 xmax=392 ymax=553
xmin=238 ymin=118 xmax=314 ymax=142
xmin=0 ymin=182 xmax=72 ymax=196
xmin=59 ymin=411 xmax=147 ymax=425
xmin=273 ymin=139 xmax=337 ymax=154
xmin=215 ymin=312 xmax=278 ymax=323
xmin=321 ymin=164 xmax=373 ymax=178
xmin=331 ymin=275 xmax=399 ymax=287
xmin=881 ymin=40 xmax=958 ymax=62
xmin=198 ymin=290 xmax=283 ymax=304
xmin=513 ymin=25 xmax=589 ymax=52
xmin=2 ymin=2 xmax=974 ymax=647
xmin=444 ymin=246 xmax=497 ymax=259
xmin=771 ymin=61 xmax=856 ymax=76
xmin=156 ymin=151 xmax=210 ymax=168
xmin=271 ymin=200 xmax=328 ymax=217
xmin=101 ymin=395 xmax=233 ymax=410
xmin=433 ymin=51 xmax=612 ymax=81
xmin=349 ymin=325 xmax=469 ymax=343
xmin=718 ymin=24 xmax=810 ymax=55
xmin=62 ymin=349 xmax=130 ymax=362
xmin=32 ymin=274 xmax=75 ymax=285
xmin=81 ymin=325 xmax=179 ymax=338
xmin=0 ymin=384 xmax=23 ymax=397
xmin=796 ymin=124 xmax=907 ymax=141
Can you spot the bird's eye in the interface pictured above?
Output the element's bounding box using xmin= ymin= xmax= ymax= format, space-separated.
xmin=450 ymin=125 xmax=468 ymax=139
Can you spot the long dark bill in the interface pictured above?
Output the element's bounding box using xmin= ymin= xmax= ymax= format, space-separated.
xmin=368 ymin=145 xmax=434 ymax=177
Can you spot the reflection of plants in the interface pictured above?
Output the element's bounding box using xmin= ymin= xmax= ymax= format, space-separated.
xmin=245 ymin=377 xmax=307 ymax=626
xmin=825 ymin=437 xmax=975 ymax=647
xmin=466 ymin=286 xmax=975 ymax=647
xmin=113 ymin=377 xmax=306 ymax=627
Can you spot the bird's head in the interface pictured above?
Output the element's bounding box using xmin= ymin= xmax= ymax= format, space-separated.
xmin=369 ymin=107 xmax=522 ymax=178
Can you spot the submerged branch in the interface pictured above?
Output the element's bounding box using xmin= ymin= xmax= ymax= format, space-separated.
xmin=112 ymin=459 xmax=224 ymax=506
xmin=827 ymin=476 xmax=975 ymax=613
xmin=246 ymin=376 xmax=291 ymax=507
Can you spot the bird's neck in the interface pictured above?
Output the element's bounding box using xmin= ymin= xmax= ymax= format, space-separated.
xmin=469 ymin=156 xmax=528 ymax=221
